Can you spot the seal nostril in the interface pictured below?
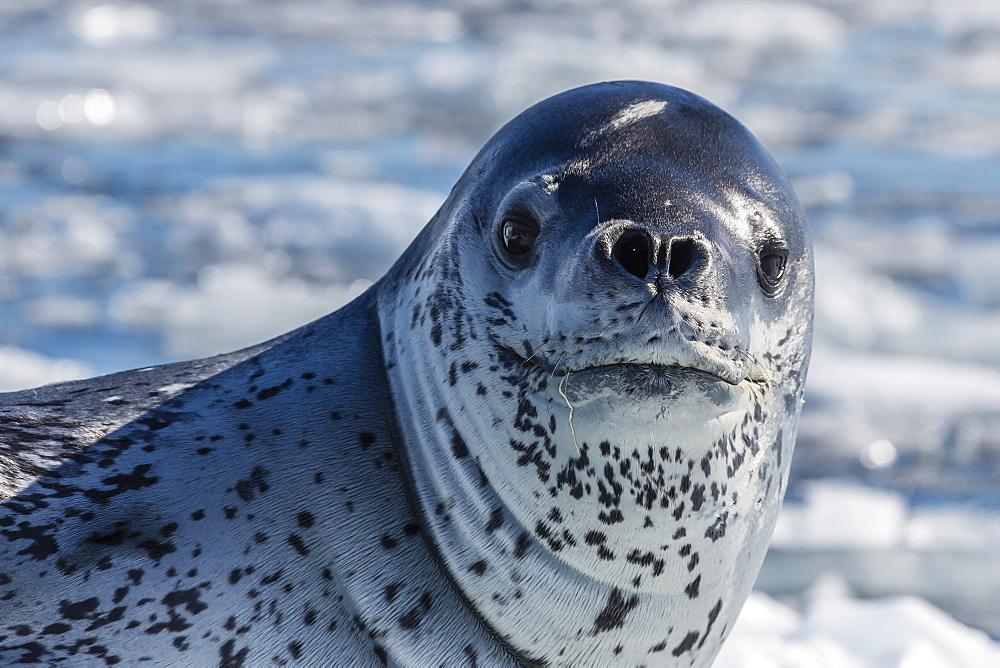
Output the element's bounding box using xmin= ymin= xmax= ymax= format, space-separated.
xmin=613 ymin=232 xmax=651 ymax=280
xmin=667 ymin=238 xmax=697 ymax=279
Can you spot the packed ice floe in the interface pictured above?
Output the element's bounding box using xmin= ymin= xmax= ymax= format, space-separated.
xmin=719 ymin=581 xmax=1000 ymax=668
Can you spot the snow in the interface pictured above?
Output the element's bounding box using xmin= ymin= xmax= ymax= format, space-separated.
xmin=773 ymin=482 xmax=909 ymax=551
xmin=721 ymin=583 xmax=1000 ymax=668
xmin=799 ymin=346 xmax=1000 ymax=463
xmin=109 ymin=263 xmax=357 ymax=357
xmin=773 ymin=480 xmax=1000 ymax=553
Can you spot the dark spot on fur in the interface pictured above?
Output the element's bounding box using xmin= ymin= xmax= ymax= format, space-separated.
xmin=60 ymin=597 xmax=99 ymax=620
xmin=256 ymin=378 xmax=292 ymax=401
xmin=592 ymin=589 xmax=640 ymax=634
xmin=486 ymin=508 xmax=504 ymax=533
xmin=684 ymin=575 xmax=701 ymax=599
xmin=672 ymin=630 xmax=700 ymax=656
xmin=219 ymin=638 xmax=249 ymax=667
xmin=83 ymin=465 xmax=159 ymax=505
xmin=137 ymin=538 xmax=175 ymax=562
xmin=513 ymin=532 xmax=530 ymax=559
xmin=384 ymin=582 xmax=402 ymax=603
xmin=287 ymin=534 xmax=309 ymax=556
xmin=698 ymin=599 xmax=724 ymax=649
xmin=705 ymin=512 xmax=728 ymax=542
xmin=260 ymin=570 xmax=282 ymax=586
xmin=162 ymin=588 xmax=208 ymax=615
xmin=451 ymin=431 xmax=469 ymax=458
xmin=1 ymin=521 xmax=60 ymax=560
xmin=41 ymin=622 xmax=72 ymax=634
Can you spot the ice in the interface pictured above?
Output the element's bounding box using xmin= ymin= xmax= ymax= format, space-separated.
xmin=102 ymin=174 xmax=442 ymax=357
xmin=796 ymin=345 xmax=1000 ymax=475
xmin=682 ymin=1 xmax=846 ymax=55
xmin=773 ymin=482 xmax=908 ymax=550
xmin=719 ymin=586 xmax=1000 ymax=668
xmin=71 ymin=4 xmax=166 ymax=45
xmin=805 ymin=345 xmax=1000 ymax=426
xmin=905 ymin=506 xmax=1000 ymax=553
xmin=109 ymin=263 xmax=357 ymax=358
xmin=799 ymin=232 xmax=1000 ymax=483
xmin=718 ymin=591 xmax=861 ymax=668
xmin=1 ymin=195 xmax=133 ymax=278
xmin=166 ymin=176 xmax=440 ymax=276
xmin=772 ymin=480 xmax=1000 ymax=552
xmin=0 ymin=346 xmax=94 ymax=393
xmin=26 ymin=295 xmax=101 ymax=329
xmin=760 ymin=482 xmax=1000 ymax=642
xmin=806 ymin=589 xmax=1000 ymax=667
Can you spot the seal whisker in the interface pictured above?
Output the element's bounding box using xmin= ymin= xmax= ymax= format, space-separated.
xmin=557 ymin=371 xmax=579 ymax=454
xmin=545 ymin=350 xmax=569 ymax=423
xmin=549 ymin=350 xmax=569 ymax=382
xmin=735 ymin=346 xmax=771 ymax=384
xmin=521 ymin=341 xmax=556 ymax=368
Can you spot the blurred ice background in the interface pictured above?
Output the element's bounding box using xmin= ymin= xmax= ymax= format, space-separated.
xmin=1 ymin=1 xmax=998 ymax=664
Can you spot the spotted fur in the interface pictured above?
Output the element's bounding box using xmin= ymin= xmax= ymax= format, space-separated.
xmin=1 ymin=82 xmax=812 ymax=667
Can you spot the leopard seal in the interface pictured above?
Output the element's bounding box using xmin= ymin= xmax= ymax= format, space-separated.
xmin=0 ymin=81 xmax=813 ymax=666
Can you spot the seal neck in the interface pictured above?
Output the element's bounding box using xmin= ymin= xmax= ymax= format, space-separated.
xmin=377 ymin=236 xmax=795 ymax=665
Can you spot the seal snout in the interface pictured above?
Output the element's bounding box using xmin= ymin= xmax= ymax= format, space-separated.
xmin=609 ymin=228 xmax=704 ymax=286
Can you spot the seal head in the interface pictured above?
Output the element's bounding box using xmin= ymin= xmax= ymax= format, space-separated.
xmin=380 ymin=81 xmax=814 ymax=664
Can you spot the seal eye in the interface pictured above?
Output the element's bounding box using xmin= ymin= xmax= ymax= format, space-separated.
xmin=757 ymin=246 xmax=788 ymax=295
xmin=500 ymin=217 xmax=539 ymax=257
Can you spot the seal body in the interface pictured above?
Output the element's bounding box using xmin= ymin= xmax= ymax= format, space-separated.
xmin=1 ymin=81 xmax=813 ymax=666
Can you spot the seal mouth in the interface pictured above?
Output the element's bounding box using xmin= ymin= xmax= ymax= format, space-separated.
xmin=552 ymin=362 xmax=743 ymax=385
xmin=564 ymin=363 xmax=736 ymax=403
xmin=562 ymin=361 xmax=738 ymax=385
xmin=496 ymin=339 xmax=769 ymax=393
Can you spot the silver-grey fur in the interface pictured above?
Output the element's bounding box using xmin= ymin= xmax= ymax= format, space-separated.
xmin=1 ymin=81 xmax=813 ymax=666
